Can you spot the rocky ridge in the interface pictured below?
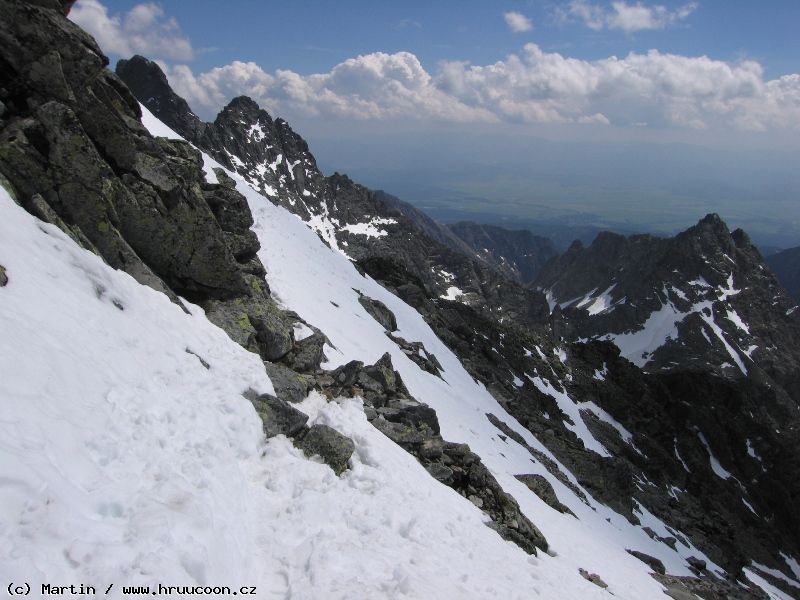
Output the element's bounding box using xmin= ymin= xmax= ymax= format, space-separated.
xmin=117 ymin=55 xmax=552 ymax=333
xmin=535 ymin=218 xmax=800 ymax=401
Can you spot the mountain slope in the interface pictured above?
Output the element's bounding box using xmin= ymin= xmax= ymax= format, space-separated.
xmin=116 ymin=55 xmax=551 ymax=332
xmin=117 ymin=49 xmax=800 ymax=599
xmin=446 ymin=221 xmax=557 ymax=285
xmin=535 ymin=219 xmax=800 ymax=400
xmin=0 ymin=185 xmax=566 ymax=598
xmin=1 ymin=2 xmax=799 ymax=599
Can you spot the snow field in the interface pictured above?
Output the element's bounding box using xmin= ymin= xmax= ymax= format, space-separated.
xmin=0 ymin=189 xmax=272 ymax=593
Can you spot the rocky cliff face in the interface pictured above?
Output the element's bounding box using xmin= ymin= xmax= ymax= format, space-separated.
xmin=446 ymin=221 xmax=557 ymax=285
xmin=0 ymin=0 xmax=295 ymax=363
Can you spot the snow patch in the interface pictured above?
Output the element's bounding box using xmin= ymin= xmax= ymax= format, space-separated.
xmin=697 ymin=431 xmax=732 ymax=479
xmin=605 ymin=301 xmax=684 ymax=367
xmin=441 ymin=286 xmax=465 ymax=301
xmin=340 ymin=217 xmax=396 ymax=239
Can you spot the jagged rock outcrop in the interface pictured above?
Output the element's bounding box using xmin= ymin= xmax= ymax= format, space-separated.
xmin=320 ymin=353 xmax=549 ymax=555
xmin=535 ymin=215 xmax=800 ymax=401
xmin=0 ymin=0 xmax=294 ymax=362
xmin=295 ymin=424 xmax=355 ymax=476
xmin=116 ymin=57 xmax=552 ymax=333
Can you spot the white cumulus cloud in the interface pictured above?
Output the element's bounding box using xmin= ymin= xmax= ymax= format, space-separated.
xmin=68 ymin=0 xmax=799 ymax=132
xmin=504 ymin=11 xmax=534 ymax=33
xmin=69 ymin=0 xmax=194 ymax=61
xmin=559 ymin=0 xmax=698 ymax=32
xmin=164 ymin=45 xmax=800 ymax=132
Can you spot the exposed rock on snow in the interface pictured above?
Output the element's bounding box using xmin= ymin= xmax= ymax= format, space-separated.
xmin=357 ymin=291 xmax=398 ymax=332
xmin=295 ymin=423 xmax=356 ymax=476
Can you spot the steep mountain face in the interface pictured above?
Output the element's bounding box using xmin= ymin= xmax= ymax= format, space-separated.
xmin=535 ymin=218 xmax=800 ymax=401
xmin=117 ymin=55 xmax=551 ymax=331
xmin=1 ymin=0 xmax=553 ymax=583
xmin=3 ymin=3 xmax=800 ymax=598
xmin=766 ymin=246 xmax=800 ymax=303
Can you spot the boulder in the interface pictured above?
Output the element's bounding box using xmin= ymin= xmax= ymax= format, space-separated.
xmin=264 ymin=361 xmax=310 ymax=404
xmin=291 ymin=332 xmax=327 ymax=372
xmin=295 ymin=424 xmax=355 ymax=476
xmin=626 ymin=549 xmax=666 ymax=575
xmin=515 ymin=474 xmax=574 ymax=516
xmin=249 ymin=393 xmax=308 ymax=438
xmin=358 ymin=294 xmax=397 ymax=331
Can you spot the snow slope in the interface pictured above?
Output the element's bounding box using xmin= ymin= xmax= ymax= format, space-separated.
xmin=1 ymin=105 xmax=771 ymax=599
xmin=0 ymin=172 xmax=588 ymax=599
xmin=141 ymin=107 xmax=735 ymax=597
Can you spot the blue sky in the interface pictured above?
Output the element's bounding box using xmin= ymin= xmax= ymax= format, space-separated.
xmin=71 ymin=0 xmax=800 ymax=245
xmin=85 ymin=1 xmax=800 ymax=79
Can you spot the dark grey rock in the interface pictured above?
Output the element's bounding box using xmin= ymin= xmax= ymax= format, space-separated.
xmin=358 ymin=293 xmax=397 ymax=331
xmin=249 ymin=393 xmax=308 ymax=439
xmin=204 ymin=293 xmax=293 ymax=362
xmin=0 ymin=265 xmax=7 ymax=287
xmin=290 ymin=332 xmax=327 ymax=372
xmin=360 ymin=352 xmax=396 ymax=393
xmin=654 ymin=573 xmax=771 ymax=600
xmin=372 ymin=418 xmax=427 ymax=446
xmin=425 ymin=463 xmax=454 ymax=484
xmin=264 ymin=361 xmax=310 ymax=404
xmin=626 ymin=549 xmax=666 ymax=575
xmin=686 ymin=556 xmax=707 ymax=574
xmin=331 ymin=360 xmax=364 ymax=387
xmin=295 ymin=424 xmax=354 ymax=475
xmin=515 ymin=474 xmax=574 ymax=516
xmin=387 ymin=332 xmax=443 ymax=376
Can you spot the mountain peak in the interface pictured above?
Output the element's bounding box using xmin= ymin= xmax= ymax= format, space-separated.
xmin=699 ymin=212 xmax=725 ymax=226
xmin=223 ymin=95 xmax=265 ymax=116
xmin=693 ymin=212 xmax=731 ymax=237
xmin=116 ymin=54 xmax=203 ymax=137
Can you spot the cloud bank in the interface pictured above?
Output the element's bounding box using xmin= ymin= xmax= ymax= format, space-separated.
xmin=70 ymin=0 xmax=799 ymax=132
xmin=70 ymin=0 xmax=194 ymax=61
xmin=162 ymin=45 xmax=800 ymax=132
xmin=558 ymin=1 xmax=698 ymax=32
